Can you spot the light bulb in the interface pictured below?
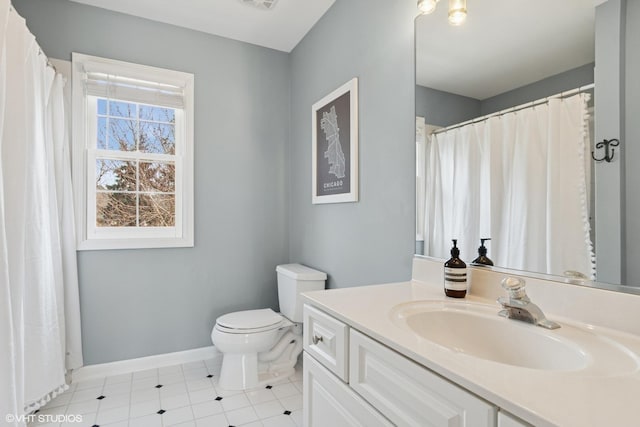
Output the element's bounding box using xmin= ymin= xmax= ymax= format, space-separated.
xmin=448 ymin=0 xmax=467 ymax=25
xmin=418 ymin=0 xmax=439 ymax=15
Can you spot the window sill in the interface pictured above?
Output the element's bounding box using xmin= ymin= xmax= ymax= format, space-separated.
xmin=77 ymin=236 xmax=194 ymax=251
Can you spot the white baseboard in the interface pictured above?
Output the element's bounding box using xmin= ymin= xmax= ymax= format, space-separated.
xmin=71 ymin=346 xmax=219 ymax=383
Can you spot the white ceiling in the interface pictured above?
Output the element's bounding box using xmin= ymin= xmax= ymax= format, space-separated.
xmin=68 ymin=0 xmax=336 ymax=52
xmin=416 ymin=0 xmax=596 ymax=100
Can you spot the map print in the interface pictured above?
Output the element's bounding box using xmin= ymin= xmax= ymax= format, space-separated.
xmin=320 ymin=106 xmax=346 ymax=179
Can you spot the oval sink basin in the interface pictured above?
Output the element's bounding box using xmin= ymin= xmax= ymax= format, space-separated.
xmin=390 ymin=301 xmax=639 ymax=374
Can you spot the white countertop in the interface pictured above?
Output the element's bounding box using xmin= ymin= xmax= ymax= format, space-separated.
xmin=302 ymin=279 xmax=640 ymax=427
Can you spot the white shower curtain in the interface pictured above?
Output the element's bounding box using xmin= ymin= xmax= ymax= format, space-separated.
xmin=423 ymin=93 xmax=595 ymax=279
xmin=1 ymin=1 xmax=83 ymax=424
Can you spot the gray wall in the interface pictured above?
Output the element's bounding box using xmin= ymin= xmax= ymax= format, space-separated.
xmin=415 ymin=86 xmax=480 ymax=127
xmin=625 ymin=0 xmax=640 ymax=284
xmin=481 ymin=63 xmax=594 ymax=115
xmin=416 ymin=64 xmax=593 ymax=130
xmin=288 ymin=0 xmax=416 ymax=289
xmin=14 ymin=0 xmax=291 ymax=365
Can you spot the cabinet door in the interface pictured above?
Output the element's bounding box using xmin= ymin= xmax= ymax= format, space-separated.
xmin=303 ymin=352 xmax=392 ymax=427
xmin=303 ymin=304 xmax=349 ymax=381
xmin=349 ymin=329 xmax=496 ymax=427
xmin=498 ymin=411 xmax=533 ymax=427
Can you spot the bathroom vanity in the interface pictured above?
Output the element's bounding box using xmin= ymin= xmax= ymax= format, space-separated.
xmin=301 ymin=256 xmax=640 ymax=426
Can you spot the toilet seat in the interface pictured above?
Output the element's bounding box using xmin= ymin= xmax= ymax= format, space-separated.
xmin=215 ymin=308 xmax=284 ymax=334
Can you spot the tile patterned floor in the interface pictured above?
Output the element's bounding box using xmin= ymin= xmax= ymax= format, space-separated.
xmin=28 ymin=358 xmax=303 ymax=427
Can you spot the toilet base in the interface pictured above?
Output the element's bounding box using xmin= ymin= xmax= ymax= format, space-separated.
xmin=216 ymin=326 xmax=302 ymax=391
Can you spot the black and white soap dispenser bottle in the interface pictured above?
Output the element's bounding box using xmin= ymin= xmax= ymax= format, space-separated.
xmin=471 ymin=238 xmax=494 ymax=266
xmin=444 ymin=239 xmax=467 ymax=298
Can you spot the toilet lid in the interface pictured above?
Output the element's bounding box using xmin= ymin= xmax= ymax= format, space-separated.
xmin=216 ymin=308 xmax=283 ymax=330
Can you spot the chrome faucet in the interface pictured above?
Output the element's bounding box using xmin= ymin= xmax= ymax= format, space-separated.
xmin=497 ymin=277 xmax=560 ymax=330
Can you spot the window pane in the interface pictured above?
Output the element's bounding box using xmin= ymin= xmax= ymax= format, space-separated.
xmin=97 ymin=117 xmax=107 ymax=149
xmin=108 ymin=118 xmax=137 ymax=151
xmin=139 ymin=162 xmax=175 ymax=193
xmin=139 ymin=105 xmax=175 ymax=123
xmin=139 ymin=121 xmax=175 ymax=154
xmin=96 ymin=159 xmax=137 ymax=191
xmin=98 ymin=99 xmax=107 ymax=115
xmin=109 ymin=100 xmax=137 ymax=118
xmin=139 ymin=194 xmax=175 ymax=227
xmin=96 ymin=193 xmax=137 ymax=227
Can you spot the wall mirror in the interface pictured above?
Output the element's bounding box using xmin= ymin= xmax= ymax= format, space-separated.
xmin=415 ymin=0 xmax=639 ymax=293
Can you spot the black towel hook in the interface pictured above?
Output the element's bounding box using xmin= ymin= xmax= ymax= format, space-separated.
xmin=592 ymin=138 xmax=620 ymax=163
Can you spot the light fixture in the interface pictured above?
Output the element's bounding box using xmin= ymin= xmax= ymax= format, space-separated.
xmin=418 ymin=0 xmax=467 ymax=26
xmin=417 ymin=0 xmax=439 ymax=15
xmin=448 ymin=0 xmax=467 ymax=26
xmin=238 ymin=0 xmax=279 ymax=10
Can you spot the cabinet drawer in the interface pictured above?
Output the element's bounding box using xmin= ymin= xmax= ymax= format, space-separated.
xmin=498 ymin=411 xmax=533 ymax=427
xmin=303 ymin=353 xmax=393 ymax=427
xmin=349 ymin=329 xmax=497 ymax=427
xmin=303 ymin=304 xmax=349 ymax=381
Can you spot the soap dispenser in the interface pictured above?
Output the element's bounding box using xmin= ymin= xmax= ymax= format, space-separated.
xmin=471 ymin=238 xmax=494 ymax=266
xmin=444 ymin=239 xmax=467 ymax=298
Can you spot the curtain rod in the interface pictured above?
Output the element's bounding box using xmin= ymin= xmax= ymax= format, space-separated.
xmin=431 ymin=83 xmax=595 ymax=136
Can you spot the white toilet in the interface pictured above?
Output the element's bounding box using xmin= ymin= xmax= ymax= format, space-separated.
xmin=211 ymin=263 xmax=326 ymax=390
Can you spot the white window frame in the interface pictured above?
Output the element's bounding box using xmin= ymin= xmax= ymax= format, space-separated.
xmin=72 ymin=53 xmax=194 ymax=250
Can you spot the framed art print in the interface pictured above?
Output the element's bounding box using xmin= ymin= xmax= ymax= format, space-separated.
xmin=312 ymin=78 xmax=358 ymax=204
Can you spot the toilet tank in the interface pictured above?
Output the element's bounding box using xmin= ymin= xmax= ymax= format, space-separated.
xmin=276 ymin=264 xmax=326 ymax=322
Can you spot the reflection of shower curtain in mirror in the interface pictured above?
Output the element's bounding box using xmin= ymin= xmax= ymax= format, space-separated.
xmin=423 ymin=93 xmax=595 ymax=279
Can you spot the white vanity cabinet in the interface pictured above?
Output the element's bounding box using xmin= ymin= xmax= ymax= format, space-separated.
xmin=303 ymin=303 xmax=498 ymax=427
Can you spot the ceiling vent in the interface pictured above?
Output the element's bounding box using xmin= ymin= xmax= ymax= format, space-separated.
xmin=239 ymin=0 xmax=280 ymax=10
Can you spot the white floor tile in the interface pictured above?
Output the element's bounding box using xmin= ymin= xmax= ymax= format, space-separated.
xmin=130 ymin=388 xmax=161 ymax=404
xmin=188 ymin=388 xmax=218 ymax=405
xmin=225 ymin=406 xmax=259 ymax=426
xmin=161 ymin=393 xmax=191 ymax=410
xmin=279 ymin=394 xmax=302 ymax=412
xmin=132 ymin=377 xmax=159 ymax=391
xmin=160 ymin=382 xmax=188 ymax=398
xmin=261 ymin=413 xmax=296 ymax=427
xmin=95 ymin=404 xmax=129 ymax=425
xmin=195 ymin=413 xmax=228 ymax=427
xmin=103 ymin=420 xmax=128 ymax=427
xmin=74 ymin=377 xmax=105 ymax=391
xmin=271 ymin=383 xmax=299 ymax=399
xmin=291 ymin=409 xmax=303 ymax=427
xmin=159 ymin=372 xmax=185 ymax=385
xmin=70 ymin=386 xmax=103 ymax=403
xmin=186 ymin=378 xmax=213 ymax=392
xmin=161 ymin=405 xmax=194 ymax=426
xmin=253 ymin=400 xmax=284 ymax=419
xmin=246 ymin=388 xmax=277 ymax=405
xmin=102 ymin=381 xmax=131 ymax=396
xmin=220 ymin=393 xmax=251 ymax=412
xmin=129 ymin=413 xmax=162 ymax=427
xmin=98 ymin=393 xmax=131 ymax=410
xmin=105 ymin=373 xmax=132 ymax=385
xmin=31 ymin=358 xmax=302 ymax=427
xmin=190 ymin=400 xmax=224 ymax=419
xmin=133 ymin=368 xmax=158 ymax=380
xmin=130 ymin=399 xmax=162 ymax=418
xmin=66 ymin=399 xmax=100 ymax=415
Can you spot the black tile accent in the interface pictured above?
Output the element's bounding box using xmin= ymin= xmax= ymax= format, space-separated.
xmin=284 ymin=410 xmax=292 ymax=415
xmin=265 ymin=385 xmax=272 ymax=389
xmin=215 ymin=396 xmax=223 ymax=401
xmin=206 ymin=374 xmax=213 ymax=378
xmin=92 ymin=425 xmax=99 ymax=427
xmin=157 ymin=409 xmax=166 ymax=415
xmin=96 ymin=395 xmax=105 ymax=400
xmin=155 ymin=384 xmax=163 ymax=389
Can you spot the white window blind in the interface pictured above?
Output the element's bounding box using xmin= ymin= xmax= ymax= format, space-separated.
xmin=82 ymin=60 xmax=187 ymax=108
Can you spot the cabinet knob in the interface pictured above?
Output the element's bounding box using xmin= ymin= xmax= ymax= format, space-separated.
xmin=312 ymin=335 xmax=323 ymax=345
